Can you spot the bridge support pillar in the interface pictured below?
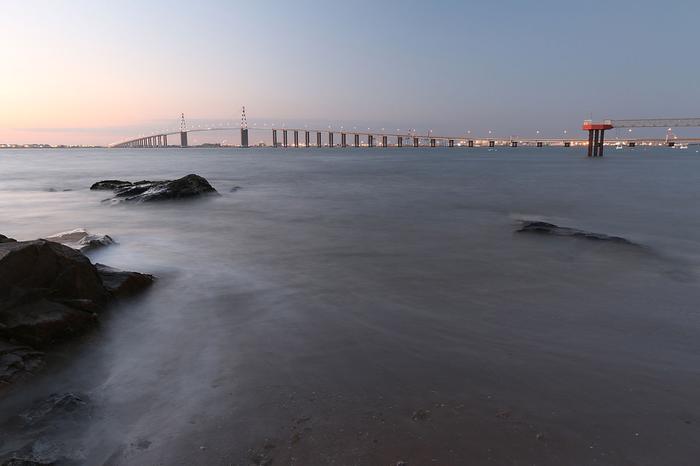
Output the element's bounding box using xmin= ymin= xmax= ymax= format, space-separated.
xmin=305 ymin=131 xmax=310 ymax=147
xmin=368 ymin=135 xmax=374 ymax=147
xmin=328 ymin=132 xmax=334 ymax=147
xmin=564 ymin=141 xmax=570 ymax=147
xmin=468 ymin=140 xmax=474 ymax=148
xmin=413 ymin=137 xmax=419 ymax=147
xmin=283 ymin=130 xmax=288 ymax=148
xmin=241 ymin=128 xmax=249 ymax=148
xmin=180 ymin=132 xmax=188 ymax=148
xmin=449 ymin=139 xmax=454 ymax=147
xmin=489 ymin=140 xmax=495 ymax=147
xmin=536 ymin=141 xmax=543 ymax=148
xmin=430 ymin=138 xmax=436 ymax=147
xmin=628 ymin=141 xmax=636 ymax=147
xmin=272 ymin=129 xmax=278 ymax=148
xmin=163 ymin=135 xmax=168 ymax=147
xmin=583 ymin=122 xmax=612 ymax=157
xmin=397 ymin=137 xmax=403 ymax=147
xmin=341 ymin=133 xmax=347 ymax=147
xmin=316 ymin=132 xmax=322 ymax=147
xmin=511 ymin=141 xmax=517 ymax=147
xmin=382 ymin=136 xmax=388 ymax=147
xmin=294 ymin=131 xmax=299 ymax=147
xmin=592 ymin=130 xmax=600 ymax=156
xmin=668 ymin=141 xmax=675 ymax=147
xmin=353 ymin=134 xmax=359 ymax=147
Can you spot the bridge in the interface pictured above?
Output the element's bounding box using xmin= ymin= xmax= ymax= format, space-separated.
xmin=111 ymin=109 xmax=700 ymax=153
xmin=583 ymin=118 xmax=700 ymax=157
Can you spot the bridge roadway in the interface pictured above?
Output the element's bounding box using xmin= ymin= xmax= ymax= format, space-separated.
xmin=112 ymin=115 xmax=700 ymax=150
xmin=111 ymin=125 xmax=699 ymax=149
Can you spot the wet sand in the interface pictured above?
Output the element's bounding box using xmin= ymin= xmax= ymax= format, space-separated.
xmin=1 ymin=147 xmax=700 ymax=465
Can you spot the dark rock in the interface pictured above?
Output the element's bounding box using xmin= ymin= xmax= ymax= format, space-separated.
xmin=411 ymin=409 xmax=431 ymax=421
xmin=95 ymin=263 xmax=154 ymax=298
xmin=0 ymin=240 xmax=108 ymax=346
xmin=517 ymin=221 xmax=635 ymax=245
xmin=0 ymin=239 xmax=110 ymax=308
xmin=230 ymin=186 xmax=241 ymax=192
xmin=2 ymin=458 xmax=57 ymax=466
xmin=134 ymin=438 xmax=151 ymax=450
xmin=496 ymin=408 xmax=512 ymax=419
xmin=1 ymin=440 xmax=68 ymax=466
xmin=45 ymin=228 xmax=115 ymax=252
xmin=0 ymin=340 xmax=44 ymax=386
xmin=0 ymin=299 xmax=97 ymax=347
xmin=0 ymin=235 xmax=16 ymax=244
xmin=0 ymin=239 xmax=150 ymax=349
xmin=92 ymin=174 xmax=218 ymax=203
xmin=19 ymin=392 xmax=89 ymax=426
xmin=89 ymin=180 xmax=134 ymax=190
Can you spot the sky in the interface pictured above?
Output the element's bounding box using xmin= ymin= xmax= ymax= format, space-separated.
xmin=1 ymin=0 xmax=699 ymax=145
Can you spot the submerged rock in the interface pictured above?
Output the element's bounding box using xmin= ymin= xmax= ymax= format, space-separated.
xmin=516 ymin=221 xmax=635 ymax=245
xmin=0 ymin=238 xmax=152 ymax=348
xmin=95 ymin=264 xmax=153 ymax=298
xmin=44 ymin=228 xmax=115 ymax=252
xmin=19 ymin=392 xmax=89 ymax=426
xmin=1 ymin=439 xmax=70 ymax=466
xmin=91 ymin=174 xmax=218 ymax=203
xmin=0 ymin=340 xmax=44 ymax=386
xmin=2 ymin=457 xmax=58 ymax=466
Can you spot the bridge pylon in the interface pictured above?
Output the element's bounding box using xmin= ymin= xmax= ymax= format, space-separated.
xmin=180 ymin=113 xmax=188 ymax=148
xmin=240 ymin=106 xmax=249 ymax=148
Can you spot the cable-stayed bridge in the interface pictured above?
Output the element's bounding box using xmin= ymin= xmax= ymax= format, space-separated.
xmin=111 ymin=110 xmax=700 ymax=155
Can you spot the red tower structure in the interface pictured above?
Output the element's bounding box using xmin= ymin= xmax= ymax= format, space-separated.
xmin=582 ymin=120 xmax=613 ymax=157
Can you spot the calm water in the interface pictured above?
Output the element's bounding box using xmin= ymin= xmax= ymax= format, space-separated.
xmin=1 ymin=147 xmax=700 ymax=465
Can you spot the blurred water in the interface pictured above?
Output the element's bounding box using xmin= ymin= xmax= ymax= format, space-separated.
xmin=1 ymin=146 xmax=700 ymax=465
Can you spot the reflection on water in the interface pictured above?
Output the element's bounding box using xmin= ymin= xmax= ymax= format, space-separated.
xmin=1 ymin=147 xmax=700 ymax=465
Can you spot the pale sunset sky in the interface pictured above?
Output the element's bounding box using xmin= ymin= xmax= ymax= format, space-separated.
xmin=1 ymin=0 xmax=699 ymax=145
